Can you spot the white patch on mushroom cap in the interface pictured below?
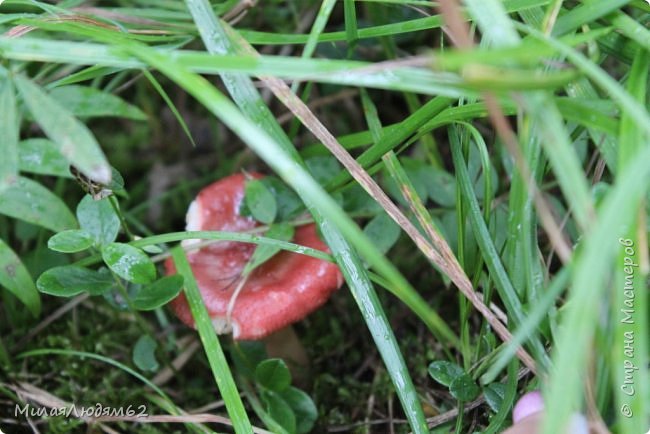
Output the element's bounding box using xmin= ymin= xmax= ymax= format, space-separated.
xmin=568 ymin=414 xmax=589 ymax=434
xmin=182 ymin=199 xmax=203 ymax=248
xmin=212 ymin=316 xmax=234 ymax=335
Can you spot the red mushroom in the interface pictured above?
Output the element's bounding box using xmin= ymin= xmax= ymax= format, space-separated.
xmin=165 ymin=173 xmax=343 ymax=340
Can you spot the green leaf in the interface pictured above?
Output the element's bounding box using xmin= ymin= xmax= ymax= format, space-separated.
xmin=0 ymin=78 xmax=19 ymax=192
xmin=132 ymin=275 xmax=184 ymax=311
xmin=0 ymin=176 xmax=76 ymax=232
xmin=245 ymin=178 xmax=277 ymax=224
xmin=305 ymin=156 xmax=341 ymax=184
xmin=428 ymin=360 xmax=465 ymax=387
xmin=231 ymin=341 xmax=268 ymax=380
xmin=18 ymin=139 xmax=73 ymax=178
xmin=425 ymin=169 xmax=457 ymax=208
xmin=483 ymin=383 xmax=507 ymax=412
xmin=0 ymin=237 xmax=40 ymax=316
xmin=449 ymin=373 xmax=480 ymax=401
xmin=102 ymin=243 xmax=156 ymax=284
xmin=106 ymin=166 xmax=126 ymax=196
xmin=48 ymin=85 xmax=147 ymax=120
xmin=261 ymin=389 xmax=296 ymax=434
xmin=280 ymin=387 xmax=317 ymax=434
xmin=242 ymin=223 xmax=294 ymax=276
xmin=47 ymin=229 xmax=94 ymax=253
xmin=76 ymin=195 xmax=120 ymax=246
xmin=263 ymin=177 xmax=304 ymax=221
xmin=363 ymin=212 xmax=401 ymax=255
xmin=255 ymin=358 xmax=292 ymax=392
xmin=36 ymin=265 xmax=114 ymax=297
xmin=132 ymin=335 xmax=159 ymax=372
xmin=15 ymin=75 xmax=111 ymax=184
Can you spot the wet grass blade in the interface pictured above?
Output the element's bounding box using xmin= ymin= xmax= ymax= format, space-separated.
xmin=171 ymin=246 xmax=252 ymax=434
xmin=541 ymin=146 xmax=650 ymax=434
xmin=552 ymin=0 xmax=630 ymax=36
xmin=611 ymin=47 xmax=650 ymax=433
xmin=142 ymin=69 xmax=197 ymax=147
xmin=237 ymin=0 xmax=550 ymax=45
xmin=302 ymin=0 xmax=337 ymax=60
xmin=449 ymin=124 xmax=549 ymax=369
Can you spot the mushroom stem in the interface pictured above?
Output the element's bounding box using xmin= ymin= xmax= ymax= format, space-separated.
xmin=263 ymin=325 xmax=310 ymax=388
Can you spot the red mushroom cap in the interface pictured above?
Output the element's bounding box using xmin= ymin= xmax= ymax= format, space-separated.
xmin=165 ymin=173 xmax=343 ymax=340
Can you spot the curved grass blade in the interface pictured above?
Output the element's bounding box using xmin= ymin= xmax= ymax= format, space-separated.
xmin=18 ymin=348 xmax=169 ymax=400
xmin=74 ymin=230 xmax=333 ymax=269
xmin=237 ymin=0 xmax=550 ymax=45
xmin=142 ymin=69 xmax=197 ymax=147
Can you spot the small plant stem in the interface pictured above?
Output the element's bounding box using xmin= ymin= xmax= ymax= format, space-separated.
xmin=109 ymin=195 xmax=136 ymax=241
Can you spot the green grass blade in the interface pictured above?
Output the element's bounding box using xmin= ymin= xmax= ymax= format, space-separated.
xmin=449 ymin=124 xmax=549 ymax=369
xmin=464 ymin=0 xmax=596 ymax=234
xmin=327 ymin=96 xmax=453 ymax=191
xmin=302 ymin=0 xmax=337 ymax=60
xmin=18 ymin=348 xmax=170 ymax=399
xmin=136 ymin=231 xmax=333 ymax=261
xmin=604 ymin=10 xmax=650 ymax=52
xmin=552 ymin=0 xmax=630 ymax=36
xmin=237 ymin=0 xmax=551 ymax=45
xmin=482 ymin=267 xmax=570 ymax=384
xmin=171 ymin=246 xmax=252 ymax=434
xmin=343 ymin=0 xmax=359 ymax=53
xmin=541 ymin=147 xmax=650 ymax=434
xmin=516 ymin=23 xmax=650 ymax=137
xmin=142 ymin=69 xmax=197 ymax=147
xmin=611 ymin=47 xmax=650 ymax=434
xmin=0 ymin=32 xmax=471 ymax=97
